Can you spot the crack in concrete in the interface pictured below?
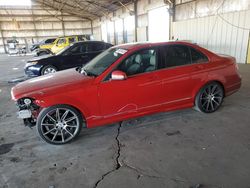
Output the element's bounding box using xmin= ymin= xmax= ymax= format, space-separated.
xmin=94 ymin=122 xmax=221 ymax=188
xmin=94 ymin=122 xmax=122 ymax=188
xmin=122 ymin=161 xmax=163 ymax=179
xmin=115 ymin=122 xmax=122 ymax=169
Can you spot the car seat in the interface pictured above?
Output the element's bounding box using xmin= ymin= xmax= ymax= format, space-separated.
xmin=145 ymin=55 xmax=156 ymax=72
xmin=126 ymin=54 xmax=142 ymax=75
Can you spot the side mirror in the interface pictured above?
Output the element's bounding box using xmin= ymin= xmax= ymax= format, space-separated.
xmin=111 ymin=70 xmax=127 ymax=81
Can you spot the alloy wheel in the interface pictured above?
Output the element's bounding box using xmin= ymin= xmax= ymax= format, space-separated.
xmin=39 ymin=108 xmax=80 ymax=144
xmin=199 ymin=83 xmax=223 ymax=113
xmin=43 ymin=67 xmax=57 ymax=75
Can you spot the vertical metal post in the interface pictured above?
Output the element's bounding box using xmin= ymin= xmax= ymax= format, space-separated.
xmin=106 ymin=21 xmax=110 ymax=43
xmin=0 ymin=22 xmax=7 ymax=53
xmin=173 ymin=0 xmax=176 ymax=22
xmin=170 ymin=0 xmax=176 ymax=40
xmin=134 ymin=0 xmax=138 ymax=42
xmin=246 ymin=31 xmax=250 ymax=64
xmin=61 ymin=11 xmax=65 ymax=36
xmin=114 ymin=21 xmax=117 ymax=45
xmin=122 ymin=18 xmax=126 ymax=43
xmin=91 ymin=20 xmax=94 ymax=35
xmin=31 ymin=9 xmax=38 ymax=43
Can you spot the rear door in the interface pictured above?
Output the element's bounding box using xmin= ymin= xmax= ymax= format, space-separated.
xmin=157 ymin=44 xmax=196 ymax=107
xmin=188 ymin=46 xmax=210 ymax=86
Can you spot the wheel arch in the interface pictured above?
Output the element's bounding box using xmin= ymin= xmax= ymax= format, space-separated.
xmin=192 ymin=79 xmax=226 ymax=104
xmin=35 ymin=98 xmax=90 ymax=128
xmin=61 ymin=103 xmax=87 ymax=128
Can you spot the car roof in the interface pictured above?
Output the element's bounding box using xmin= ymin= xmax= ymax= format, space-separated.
xmin=57 ymin=34 xmax=93 ymax=38
xmin=45 ymin=38 xmax=57 ymax=40
xmin=114 ymin=41 xmax=198 ymax=50
xmin=73 ymin=41 xmax=110 ymax=45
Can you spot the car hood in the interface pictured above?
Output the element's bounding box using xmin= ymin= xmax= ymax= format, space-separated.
xmin=28 ymin=54 xmax=54 ymax=62
xmin=11 ymin=68 xmax=94 ymax=100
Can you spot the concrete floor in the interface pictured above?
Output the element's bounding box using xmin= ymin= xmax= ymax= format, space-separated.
xmin=0 ymin=54 xmax=250 ymax=188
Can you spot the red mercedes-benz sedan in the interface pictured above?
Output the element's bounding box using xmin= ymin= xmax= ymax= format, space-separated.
xmin=11 ymin=41 xmax=241 ymax=144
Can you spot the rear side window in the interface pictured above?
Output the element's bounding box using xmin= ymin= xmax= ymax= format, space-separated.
xmin=78 ymin=36 xmax=84 ymax=41
xmin=161 ymin=45 xmax=191 ymax=68
xmin=190 ymin=47 xmax=208 ymax=64
xmin=105 ymin=43 xmax=113 ymax=49
xmin=69 ymin=37 xmax=76 ymax=43
xmin=88 ymin=42 xmax=105 ymax=52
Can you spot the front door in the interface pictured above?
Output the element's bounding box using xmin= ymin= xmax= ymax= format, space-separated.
xmin=99 ymin=48 xmax=163 ymax=120
xmin=60 ymin=43 xmax=90 ymax=69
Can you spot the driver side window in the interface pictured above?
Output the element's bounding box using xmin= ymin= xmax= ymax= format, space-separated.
xmin=117 ymin=48 xmax=157 ymax=76
xmin=69 ymin=44 xmax=87 ymax=54
xmin=57 ymin=38 xmax=65 ymax=45
xmin=70 ymin=45 xmax=81 ymax=54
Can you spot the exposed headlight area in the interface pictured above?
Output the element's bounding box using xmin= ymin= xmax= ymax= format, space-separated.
xmin=16 ymin=98 xmax=40 ymax=128
xmin=16 ymin=97 xmax=39 ymax=110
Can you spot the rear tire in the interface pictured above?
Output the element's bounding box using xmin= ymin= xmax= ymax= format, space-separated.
xmin=37 ymin=105 xmax=83 ymax=145
xmin=195 ymin=82 xmax=224 ymax=113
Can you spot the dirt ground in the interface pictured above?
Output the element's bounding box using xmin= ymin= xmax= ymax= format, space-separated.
xmin=0 ymin=54 xmax=250 ymax=188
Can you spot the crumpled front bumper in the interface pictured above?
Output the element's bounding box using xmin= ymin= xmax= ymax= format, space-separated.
xmin=16 ymin=98 xmax=41 ymax=128
xmin=24 ymin=64 xmax=43 ymax=77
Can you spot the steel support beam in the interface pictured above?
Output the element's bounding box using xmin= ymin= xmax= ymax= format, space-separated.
xmin=114 ymin=20 xmax=117 ymax=45
xmin=61 ymin=12 xmax=65 ymax=36
xmin=122 ymin=18 xmax=126 ymax=43
xmin=91 ymin=20 xmax=94 ymax=35
xmin=0 ymin=22 xmax=7 ymax=53
xmin=134 ymin=0 xmax=138 ymax=42
xmin=31 ymin=9 xmax=38 ymax=43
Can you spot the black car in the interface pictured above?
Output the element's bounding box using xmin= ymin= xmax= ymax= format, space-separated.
xmin=30 ymin=38 xmax=56 ymax=52
xmin=25 ymin=41 xmax=113 ymax=77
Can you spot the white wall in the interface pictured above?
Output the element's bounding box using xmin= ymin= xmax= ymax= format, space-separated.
xmin=97 ymin=0 xmax=169 ymax=44
xmin=173 ymin=9 xmax=250 ymax=63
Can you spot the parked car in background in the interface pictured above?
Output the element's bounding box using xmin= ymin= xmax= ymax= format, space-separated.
xmin=30 ymin=38 xmax=56 ymax=52
xmin=12 ymin=41 xmax=241 ymax=144
xmin=37 ymin=34 xmax=94 ymax=56
xmin=25 ymin=41 xmax=112 ymax=77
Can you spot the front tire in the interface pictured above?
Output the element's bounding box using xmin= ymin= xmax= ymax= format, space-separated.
xmin=195 ymin=82 xmax=224 ymax=113
xmin=41 ymin=65 xmax=57 ymax=75
xmin=37 ymin=105 xmax=83 ymax=145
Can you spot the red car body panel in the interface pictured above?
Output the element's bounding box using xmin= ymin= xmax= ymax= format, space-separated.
xmin=11 ymin=41 xmax=241 ymax=128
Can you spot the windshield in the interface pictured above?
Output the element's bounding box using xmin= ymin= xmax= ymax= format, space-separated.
xmin=81 ymin=48 xmax=128 ymax=77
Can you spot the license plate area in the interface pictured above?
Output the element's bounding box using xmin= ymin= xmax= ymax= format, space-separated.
xmin=18 ymin=110 xmax=32 ymax=119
